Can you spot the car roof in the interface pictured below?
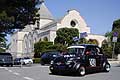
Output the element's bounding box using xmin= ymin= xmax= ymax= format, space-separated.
xmin=67 ymin=46 xmax=85 ymax=49
xmin=42 ymin=50 xmax=60 ymax=54
xmin=68 ymin=44 xmax=98 ymax=48
xmin=43 ymin=50 xmax=59 ymax=53
xmin=0 ymin=52 xmax=12 ymax=55
xmin=79 ymin=44 xmax=98 ymax=47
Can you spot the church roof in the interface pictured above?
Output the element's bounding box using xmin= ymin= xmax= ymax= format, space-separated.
xmin=40 ymin=21 xmax=57 ymax=30
xmin=56 ymin=9 xmax=80 ymax=23
xmin=37 ymin=3 xmax=54 ymax=20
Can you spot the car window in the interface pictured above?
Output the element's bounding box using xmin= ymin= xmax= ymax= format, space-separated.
xmin=95 ymin=47 xmax=103 ymax=55
xmin=85 ymin=46 xmax=96 ymax=55
xmin=24 ymin=57 xmax=30 ymax=59
xmin=41 ymin=51 xmax=61 ymax=58
xmin=54 ymin=57 xmax=66 ymax=63
xmin=68 ymin=48 xmax=84 ymax=55
xmin=91 ymin=48 xmax=97 ymax=55
xmin=41 ymin=53 xmax=49 ymax=57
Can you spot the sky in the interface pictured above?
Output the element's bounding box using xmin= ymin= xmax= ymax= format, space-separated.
xmin=6 ymin=0 xmax=120 ymax=44
xmin=44 ymin=0 xmax=120 ymax=35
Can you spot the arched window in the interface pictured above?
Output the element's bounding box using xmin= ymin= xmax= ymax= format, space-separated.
xmin=70 ymin=19 xmax=78 ymax=27
xmin=43 ymin=37 xmax=48 ymax=41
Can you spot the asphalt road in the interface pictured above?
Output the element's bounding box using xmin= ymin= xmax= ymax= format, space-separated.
xmin=0 ymin=64 xmax=120 ymax=80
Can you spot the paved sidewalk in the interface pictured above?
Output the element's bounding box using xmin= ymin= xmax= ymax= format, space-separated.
xmin=108 ymin=60 xmax=120 ymax=67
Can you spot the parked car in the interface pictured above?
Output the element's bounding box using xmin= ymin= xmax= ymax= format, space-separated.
xmin=14 ymin=58 xmax=21 ymax=65
xmin=14 ymin=57 xmax=33 ymax=65
xmin=49 ymin=44 xmax=110 ymax=76
xmin=0 ymin=52 xmax=13 ymax=66
xmin=40 ymin=51 xmax=61 ymax=65
xmin=22 ymin=57 xmax=33 ymax=65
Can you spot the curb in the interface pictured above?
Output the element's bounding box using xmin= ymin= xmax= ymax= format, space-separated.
xmin=108 ymin=60 xmax=120 ymax=67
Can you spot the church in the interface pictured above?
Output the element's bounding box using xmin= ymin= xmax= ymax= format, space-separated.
xmin=8 ymin=1 xmax=106 ymax=58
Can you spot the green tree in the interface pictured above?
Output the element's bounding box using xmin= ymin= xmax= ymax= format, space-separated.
xmin=0 ymin=0 xmax=40 ymax=51
xmin=112 ymin=19 xmax=120 ymax=54
xmin=0 ymin=0 xmax=40 ymax=33
xmin=79 ymin=38 xmax=99 ymax=45
xmin=101 ymin=19 xmax=120 ymax=58
xmin=0 ymin=40 xmax=6 ymax=52
xmin=54 ymin=28 xmax=79 ymax=46
xmin=47 ymin=43 xmax=67 ymax=52
xmin=79 ymin=38 xmax=88 ymax=44
xmin=34 ymin=42 xmax=67 ymax=58
xmin=34 ymin=41 xmax=53 ymax=57
xmin=112 ymin=19 xmax=120 ymax=30
xmin=0 ymin=33 xmax=7 ymax=52
xmin=102 ymin=42 xmax=112 ymax=58
xmin=43 ymin=37 xmax=48 ymax=41
xmin=87 ymin=39 xmax=99 ymax=45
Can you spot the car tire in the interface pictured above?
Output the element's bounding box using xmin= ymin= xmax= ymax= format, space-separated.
xmin=6 ymin=65 xmax=9 ymax=67
xmin=104 ymin=63 xmax=110 ymax=72
xmin=50 ymin=70 xmax=56 ymax=74
xmin=49 ymin=66 xmax=56 ymax=74
xmin=78 ymin=66 xmax=86 ymax=76
xmin=41 ymin=61 xmax=45 ymax=65
xmin=29 ymin=61 xmax=32 ymax=64
xmin=1 ymin=65 xmax=3 ymax=67
xmin=10 ymin=64 xmax=13 ymax=67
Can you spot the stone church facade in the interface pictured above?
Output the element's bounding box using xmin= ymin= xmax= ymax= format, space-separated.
xmin=8 ymin=2 xmax=106 ymax=58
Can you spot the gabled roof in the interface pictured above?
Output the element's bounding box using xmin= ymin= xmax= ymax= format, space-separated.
xmin=37 ymin=3 xmax=54 ymax=20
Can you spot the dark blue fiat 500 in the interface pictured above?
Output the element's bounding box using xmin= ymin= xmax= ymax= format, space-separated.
xmin=49 ymin=44 xmax=110 ymax=76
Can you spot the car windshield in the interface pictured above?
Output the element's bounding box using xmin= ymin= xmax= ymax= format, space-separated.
xmin=24 ymin=57 xmax=30 ymax=59
xmin=41 ymin=51 xmax=61 ymax=57
xmin=14 ymin=58 xmax=21 ymax=60
xmin=67 ymin=48 xmax=84 ymax=55
xmin=54 ymin=57 xmax=67 ymax=63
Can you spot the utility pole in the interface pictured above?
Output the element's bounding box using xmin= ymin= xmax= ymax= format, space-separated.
xmin=112 ymin=42 xmax=115 ymax=60
xmin=112 ymin=32 xmax=118 ymax=60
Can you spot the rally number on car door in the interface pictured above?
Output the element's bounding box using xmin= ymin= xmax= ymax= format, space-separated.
xmin=89 ymin=58 xmax=96 ymax=67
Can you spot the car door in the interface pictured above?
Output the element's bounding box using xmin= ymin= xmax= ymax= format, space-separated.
xmin=94 ymin=46 xmax=103 ymax=67
xmin=85 ymin=46 xmax=97 ymax=69
xmin=90 ymin=46 xmax=103 ymax=68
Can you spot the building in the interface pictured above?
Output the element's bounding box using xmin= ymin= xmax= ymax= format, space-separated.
xmin=8 ymin=1 xmax=106 ymax=58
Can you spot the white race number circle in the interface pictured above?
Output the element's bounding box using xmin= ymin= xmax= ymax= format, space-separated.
xmin=89 ymin=58 xmax=96 ymax=67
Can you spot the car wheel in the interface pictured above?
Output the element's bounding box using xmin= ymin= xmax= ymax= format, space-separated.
xmin=49 ymin=66 xmax=56 ymax=74
xmin=6 ymin=64 xmax=10 ymax=67
xmin=41 ymin=61 xmax=45 ymax=65
xmin=10 ymin=64 xmax=13 ymax=67
xmin=50 ymin=70 xmax=56 ymax=74
xmin=78 ymin=66 xmax=85 ymax=76
xmin=29 ymin=61 xmax=32 ymax=64
xmin=104 ymin=63 xmax=110 ymax=72
xmin=1 ymin=65 xmax=3 ymax=67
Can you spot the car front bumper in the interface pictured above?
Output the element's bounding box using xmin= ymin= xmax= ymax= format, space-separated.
xmin=49 ymin=64 xmax=77 ymax=74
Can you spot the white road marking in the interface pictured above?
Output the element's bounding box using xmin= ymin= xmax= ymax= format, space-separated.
xmin=13 ymin=72 xmax=20 ymax=76
xmin=23 ymin=77 xmax=34 ymax=80
xmin=0 ymin=67 xmax=5 ymax=69
xmin=2 ymin=67 xmax=35 ymax=80
xmin=8 ymin=70 xmax=12 ymax=72
xmin=4 ymin=67 xmax=9 ymax=70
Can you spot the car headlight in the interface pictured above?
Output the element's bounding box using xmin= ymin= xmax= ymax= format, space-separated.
xmin=66 ymin=58 xmax=74 ymax=65
xmin=77 ymin=57 xmax=80 ymax=59
xmin=66 ymin=60 xmax=73 ymax=65
xmin=50 ymin=60 xmax=54 ymax=64
xmin=76 ymin=64 xmax=80 ymax=69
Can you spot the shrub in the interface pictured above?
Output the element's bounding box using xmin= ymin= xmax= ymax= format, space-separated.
xmin=33 ymin=58 xmax=41 ymax=63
